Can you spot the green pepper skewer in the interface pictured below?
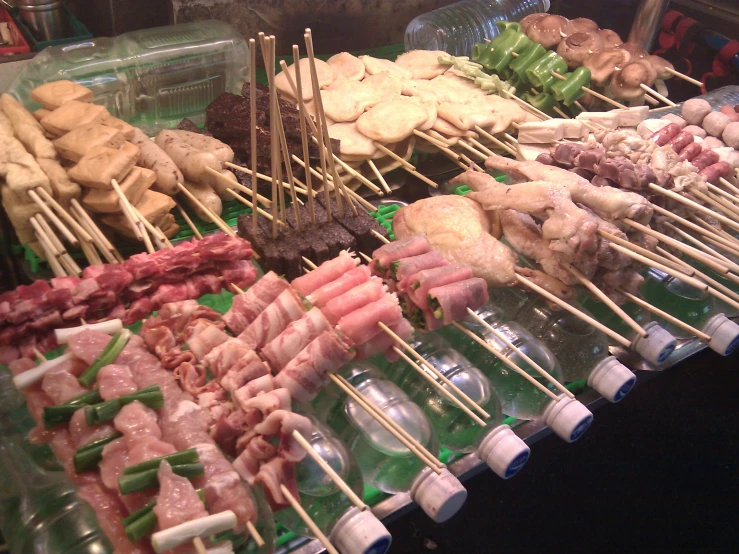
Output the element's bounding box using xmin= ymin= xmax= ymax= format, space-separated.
xmin=118 ymin=463 xmax=205 ymax=495
xmin=551 ymin=67 xmax=591 ymax=106
xmin=78 ymin=330 xmax=131 ymax=387
xmin=73 ymin=432 xmax=123 ymax=473
xmin=84 ymin=385 xmax=164 ymax=426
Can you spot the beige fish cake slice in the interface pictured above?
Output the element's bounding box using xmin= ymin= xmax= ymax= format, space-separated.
xmin=395 ymin=50 xmax=450 ymax=79
xmin=356 ymin=99 xmax=428 ymax=143
xmin=275 ymin=58 xmax=334 ymax=102
xmin=328 ymin=122 xmax=379 ymax=159
xmin=361 ymin=71 xmax=403 ymax=102
xmin=321 ymin=79 xmax=381 ymax=122
xmin=359 ymin=55 xmax=412 ymax=79
xmin=437 ymin=101 xmax=499 ymax=131
xmin=327 ymin=52 xmax=365 ymax=81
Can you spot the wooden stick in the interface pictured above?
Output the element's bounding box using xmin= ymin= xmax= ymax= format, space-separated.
xmin=290 ymin=46 xmax=317 ymax=226
xmin=706 ymin=181 xmax=739 ymax=206
xmin=567 ymin=265 xmax=648 ymax=338
xmin=246 ymin=521 xmax=265 ymax=548
xmin=663 ymin=221 xmax=736 ymax=267
xmin=551 ymin=106 xmax=570 ymax=119
xmin=135 ymin=206 xmax=170 ymax=248
xmin=226 ymin=161 xmax=308 ymax=195
xmin=35 ymin=213 xmax=82 ymax=275
xmin=465 ymin=308 xmax=574 ymax=399
xmin=718 ymin=177 xmax=739 ymax=197
xmin=691 ymin=187 xmax=739 ymax=222
xmin=203 ymin=166 xmax=272 ymax=207
xmin=279 ymin=484 xmax=339 ymax=554
xmin=192 ymin=537 xmax=207 ymax=554
xmin=457 ymin=139 xmax=488 ymax=160
xmin=378 ymin=321 xmax=491 ymax=418
xmin=691 ymin=214 xmax=739 ymax=250
xmin=649 ymin=183 xmax=739 ymax=233
xmin=70 ymin=203 xmax=119 ymax=264
xmin=249 ymin=37 xmax=260 ymax=237
xmin=653 ymin=204 xmax=739 ymax=255
xmin=640 ymin=84 xmax=676 ymax=106
xmin=110 ymin=179 xmax=144 ymax=242
xmin=27 ymin=189 xmax=79 ymax=246
xmin=466 ymin=136 xmax=495 ymax=157
xmin=516 ymin=272 xmax=632 ymax=347
xmin=34 ymin=187 xmax=93 ymax=244
xmin=623 ymin=218 xmax=734 ymax=275
xmin=327 ymin=374 xmax=444 ymax=472
xmin=372 ymin=142 xmax=416 ymax=170
xmin=451 ymin=321 xmax=559 ymax=400
xmin=129 ymin=204 xmax=155 ymax=254
xmin=598 ymin=229 xmax=693 ymax=276
xmin=226 ymin=189 xmax=285 ymax=225
xmin=608 ymin=243 xmax=708 ymax=291
xmin=413 ymin=128 xmax=451 ymax=148
xmin=157 ymin=227 xmax=173 ymax=249
xmin=290 ymin=155 xmax=379 ymax=211
xmin=584 ymin=86 xmax=629 ymax=109
xmin=176 ymin=183 xmax=235 ymax=237
xmin=664 ymin=67 xmax=702 ymax=87
xmin=500 ymin=88 xmax=550 ymax=120
xmin=176 ymin=203 xmax=202 ymax=240
xmin=367 ymin=159 xmax=391 ymax=194
xmin=392 ymin=346 xmax=487 ymax=427
xmin=473 ymin=125 xmax=519 ymax=157
xmin=78 ymin=232 xmax=102 ymax=265
xmin=617 ymin=288 xmax=711 ymax=342
xmin=32 ymin=221 xmax=66 ymax=277
xmin=291 ymin=430 xmax=368 ymax=510
xmin=358 ymin=251 xmax=372 ymax=264
xmin=30 ymin=216 xmax=60 ymax=257
xmin=262 ymin=36 xmax=281 ymax=237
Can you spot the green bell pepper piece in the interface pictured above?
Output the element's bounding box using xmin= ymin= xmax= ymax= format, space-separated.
xmin=494 ymin=20 xmax=521 ymax=34
xmin=551 ymin=66 xmax=591 ymax=106
xmin=510 ymin=43 xmax=547 ymax=84
xmin=525 ymin=92 xmax=562 ymax=118
xmin=526 ymin=51 xmax=569 ymax=92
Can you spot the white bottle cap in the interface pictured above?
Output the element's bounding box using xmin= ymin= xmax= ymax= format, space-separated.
xmin=410 ymin=467 xmax=467 ymax=523
xmin=329 ymin=507 xmax=392 ymax=554
xmin=631 ymin=321 xmax=676 ymax=365
xmin=587 ymin=356 xmax=636 ymax=403
xmin=703 ymin=314 xmax=739 ymax=356
xmin=476 ymin=424 xmax=530 ymax=479
xmin=543 ymin=394 xmax=593 ymax=443
xmin=542 ymin=0 xmax=551 ymax=11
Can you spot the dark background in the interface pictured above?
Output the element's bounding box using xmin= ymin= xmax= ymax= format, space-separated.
xmin=386 ymin=349 xmax=739 ymax=553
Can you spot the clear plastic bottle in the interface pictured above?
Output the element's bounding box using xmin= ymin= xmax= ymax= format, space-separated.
xmin=641 ymin=268 xmax=739 ymax=356
xmin=312 ymin=364 xmax=467 ymax=523
xmin=8 ymin=20 xmax=249 ymax=134
xmin=440 ymin=306 xmax=594 ymax=443
xmin=384 ymin=332 xmax=530 ymax=479
xmin=404 ymin=0 xmax=550 ymax=56
xmin=275 ymin=411 xmax=392 ymax=554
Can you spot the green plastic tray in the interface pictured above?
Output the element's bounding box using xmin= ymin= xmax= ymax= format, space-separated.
xmin=10 ymin=6 xmax=91 ymax=51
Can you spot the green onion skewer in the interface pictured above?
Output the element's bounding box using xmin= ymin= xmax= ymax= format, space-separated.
xmin=122 ymin=448 xmax=200 ymax=475
xmin=123 ymin=489 xmax=205 ymax=543
xmin=78 ymin=329 xmax=131 ymax=388
xmin=73 ymin=433 xmax=123 ymax=473
xmin=84 ymin=385 xmax=164 ymax=426
xmin=42 ymin=389 xmax=103 ymax=429
xmin=119 ymin=463 xmax=205 ymax=495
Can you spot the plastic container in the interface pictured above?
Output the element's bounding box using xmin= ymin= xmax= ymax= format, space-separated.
xmin=384 ymin=332 xmax=530 ymax=479
xmin=641 ymin=268 xmax=739 ymax=356
xmin=7 ymin=20 xmax=249 ymax=134
xmin=312 ymin=363 xmax=467 ymax=523
xmin=0 ymin=7 xmax=31 ymax=55
xmin=275 ymin=412 xmax=391 ymax=554
xmin=404 ymin=0 xmax=550 ymax=56
xmin=10 ymin=6 xmax=91 ymax=51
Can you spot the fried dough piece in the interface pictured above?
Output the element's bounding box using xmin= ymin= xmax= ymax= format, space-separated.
xmin=328 ymin=122 xmax=379 ymax=159
xmin=53 ymin=124 xmax=125 ymax=162
xmin=356 ymin=99 xmax=427 ymax=142
xmin=40 ymin=101 xmax=109 ymax=136
xmin=67 ymin=145 xmax=137 ymax=189
xmin=31 ymin=80 xmax=93 ymax=110
xmin=327 ymin=52 xmax=365 ymax=81
xmin=275 ymin=58 xmax=334 ymax=102
xmin=320 ymin=79 xmax=381 ymax=122
xmin=361 ymin=71 xmax=403 ymax=102
xmin=395 ymin=50 xmax=449 ymax=79
xmin=359 ymin=55 xmax=412 ymax=79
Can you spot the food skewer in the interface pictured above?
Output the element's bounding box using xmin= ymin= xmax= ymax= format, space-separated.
xmin=175 ymin=183 xmax=236 ymax=237
xmin=110 ymin=178 xmax=145 ymax=242
xmin=225 ymin=189 xmax=286 ymax=225
xmin=262 ymin=35 xmax=283 ymax=234
xmin=657 ymin=247 xmax=739 ymax=308
xmin=30 ymin=216 xmax=67 ymax=277
xmin=291 ymin=45 xmax=317 ymax=226
xmin=249 ymin=37 xmax=260 ymax=236
xmin=617 ymin=288 xmax=711 ymax=342
xmin=34 ymin=187 xmax=93 ymax=244
xmin=175 ymin=202 xmax=203 ymax=240
xmin=129 ymin=204 xmax=156 ymax=254
xmin=327 ymin=373 xmax=444 ymax=473
xmin=203 ymin=167 xmax=272 ymax=207
xmin=226 ymin=161 xmax=309 ymax=196
xmin=134 ymin=206 xmax=171 ymax=250
xmin=289 ymin=156 xmax=378 ymax=212
xmin=367 ymin=159 xmax=392 ymax=194
xmin=718 ymin=177 xmax=739 ymax=197
xmin=35 ymin=213 xmax=82 ymax=275
xmin=279 ymin=484 xmax=339 ymax=554
xmin=473 ymin=126 xmax=519 ymax=158
xmin=515 ymin=272 xmax=632 ymax=348
xmin=27 ymin=189 xmax=79 ymax=247
xmin=465 ymin=308 xmax=574 ymax=399
xmin=69 ymin=201 xmax=120 ymax=264
xmin=652 ymin=205 xmax=739 ymax=255
xmin=648 ymin=184 xmax=739 ymax=233
xmin=663 ymin=222 xmax=738 ymax=269
xmin=464 ymin=137 xmax=495 ymax=157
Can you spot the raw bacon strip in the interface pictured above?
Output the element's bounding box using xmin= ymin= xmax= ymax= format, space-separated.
xmin=305 ymin=265 xmax=371 ymax=308
xmin=154 ymin=460 xmax=209 ymax=530
xmin=238 ymin=288 xmax=306 ymax=351
xmin=222 ymin=272 xmax=290 ymax=335
xmin=220 ymin=353 xmax=270 ymax=393
xmin=275 ymin=330 xmax=355 ymax=402
xmin=356 ymin=318 xmax=414 ymax=361
xmin=393 ymin=250 xmax=449 ymax=291
xmin=242 ymin=388 xmax=292 ymax=428
xmin=291 ymin=251 xmax=360 ymax=297
xmin=97 ymin=364 xmax=138 ymax=401
xmin=233 ymin=374 xmax=275 ymax=408
xmin=186 ymin=321 xmax=230 ymax=361
xmin=336 ymin=293 xmax=403 ymax=345
xmin=371 ymin=234 xmax=431 ymax=277
xmin=408 ymin=264 xmax=473 ymax=310
xmin=203 ymin=337 xmax=254 ymax=380
xmin=254 ymin=456 xmax=300 ymax=511
xmin=428 ymin=277 xmax=489 ymax=325
xmin=261 ymin=308 xmax=332 ymax=372
xmin=253 ymin=409 xmax=312 ymax=462
xmin=322 ymin=277 xmax=386 ymax=325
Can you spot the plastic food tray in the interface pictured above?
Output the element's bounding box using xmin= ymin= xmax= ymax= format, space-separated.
xmin=0 ymin=7 xmax=30 ymax=55
xmin=9 ymin=6 xmax=91 ymax=51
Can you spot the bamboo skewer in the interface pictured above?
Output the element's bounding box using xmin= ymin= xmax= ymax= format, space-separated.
xmin=134 ymin=207 xmax=170 ymax=249
xmin=110 ymin=179 xmax=145 ymax=242
xmin=718 ymin=177 xmax=739 ymax=196
xmin=465 ymin=308 xmax=574 ymax=399
xmin=203 ymin=166 xmax=272 ymax=207
xmin=32 ymin=220 xmax=66 ymax=277
xmin=500 ymin=88 xmax=550 ymax=120
xmin=567 ymin=265 xmax=648 ymax=338
xmin=263 ymin=35 xmax=282 ymax=237
xmin=27 ymin=189 xmax=79 ymax=246
xmin=176 ymin=203 xmax=203 ymax=240
xmin=279 ymin=484 xmax=339 ymax=554
xmin=327 ymin=374 xmax=444 ymax=472
xmin=608 ymin=243 xmax=708 ymax=291
xmin=664 ymin=67 xmax=703 ymax=87
xmin=617 ymin=288 xmax=711 ymax=342
xmin=640 ymin=84 xmax=676 ymax=106
xmin=652 ymin=205 xmax=739 ymax=256
xmin=36 ymin=213 xmax=82 ymax=275
xmin=358 ymin=251 xmax=372 ymax=264
xmin=226 ymin=189 xmax=286 ymax=225
xmin=377 ymin=322 xmax=491 ymax=419
xmin=290 ymin=156 xmax=378 ymax=212
xmin=78 ymin=233 xmax=102 ymax=265
xmin=663 ymin=221 xmax=736 ymax=267
xmin=249 ymin=37 xmax=260 ymax=236
xmin=34 ymin=187 xmax=93 ymax=244
xmin=226 ymin=161 xmax=308 ymax=195
xmin=332 ymin=151 xmax=384 ymax=195
xmin=373 ymin=142 xmax=416 ymax=170
xmin=598 ymin=229 xmax=693 ymax=276
xmin=648 ymin=183 xmax=739 ymax=233
xmin=451 ymin=321 xmax=559 ymax=400
xmin=516 ymin=272 xmax=633 ymax=348
xmin=291 ymin=430 xmax=368 ymax=511
xmin=175 ymin=183 xmax=235 ymax=237
xmin=367 ymin=159 xmax=391 ymax=194
xmin=129 ymin=205 xmax=156 ymax=254
xmin=548 ymin=71 xmax=628 ymax=109
xmin=70 ymin=203 xmax=118 ymax=264
xmin=466 ymin=137 xmax=495 ymax=157
xmin=691 ymin=187 xmax=739 ymax=221
xmin=691 ymin=213 xmax=739 ymax=249
xmin=706 ymin=181 xmax=739 ymax=206
xmin=69 ymin=199 xmax=122 ymax=262
xmin=456 ymin=139 xmax=488 ymax=160
xmin=246 ymin=522 xmax=265 ymax=547
xmin=473 ymin=125 xmax=519 ymax=157
xmin=291 ymin=45 xmax=316 ymax=226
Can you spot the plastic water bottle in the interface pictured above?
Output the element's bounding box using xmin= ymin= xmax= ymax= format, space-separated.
xmin=405 ymin=0 xmax=551 ymax=56
xmin=641 ymin=268 xmax=739 ymax=356
xmin=8 ymin=20 xmax=249 ymax=134
xmin=275 ymin=411 xmax=391 ymax=554
xmin=440 ymin=306 xmax=594 ymax=443
xmin=312 ymin=364 xmax=467 ymax=523
xmin=384 ymin=332 xmax=530 ymax=479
